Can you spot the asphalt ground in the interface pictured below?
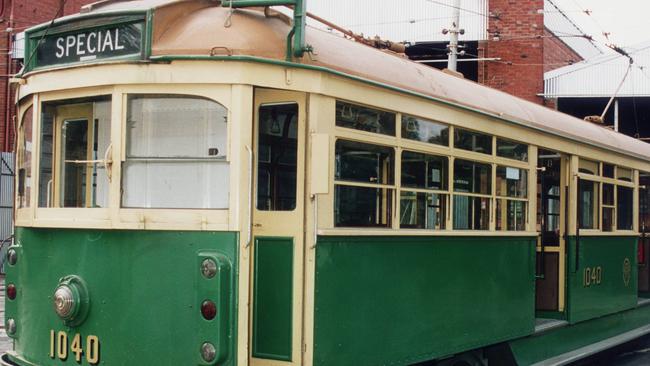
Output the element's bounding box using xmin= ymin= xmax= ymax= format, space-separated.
xmin=569 ymin=334 xmax=650 ymax=366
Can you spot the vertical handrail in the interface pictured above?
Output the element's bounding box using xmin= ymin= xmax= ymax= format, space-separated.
xmin=574 ymin=177 xmax=581 ymax=273
xmin=245 ymin=145 xmax=253 ymax=248
xmin=538 ymin=166 xmax=547 ymax=278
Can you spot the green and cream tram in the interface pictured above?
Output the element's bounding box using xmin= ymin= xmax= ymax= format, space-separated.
xmin=5 ymin=0 xmax=650 ymax=365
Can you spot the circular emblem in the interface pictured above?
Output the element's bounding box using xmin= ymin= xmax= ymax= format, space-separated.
xmin=623 ymin=258 xmax=631 ymax=287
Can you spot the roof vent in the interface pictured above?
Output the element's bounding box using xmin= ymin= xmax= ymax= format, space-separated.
xmin=584 ymin=115 xmax=604 ymax=124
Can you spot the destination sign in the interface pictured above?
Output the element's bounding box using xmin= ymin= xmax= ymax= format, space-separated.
xmin=34 ymin=22 xmax=144 ymax=68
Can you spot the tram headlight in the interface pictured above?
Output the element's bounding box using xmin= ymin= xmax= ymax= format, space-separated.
xmin=6 ymin=248 xmax=17 ymax=265
xmin=201 ymin=258 xmax=217 ymax=279
xmin=6 ymin=318 xmax=16 ymax=335
xmin=201 ymin=342 xmax=217 ymax=362
xmin=53 ymin=284 xmax=78 ymax=320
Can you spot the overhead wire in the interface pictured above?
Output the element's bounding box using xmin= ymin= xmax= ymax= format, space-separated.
xmin=22 ymin=0 xmax=70 ymax=74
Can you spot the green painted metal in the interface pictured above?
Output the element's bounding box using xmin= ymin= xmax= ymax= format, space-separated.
xmin=510 ymin=303 xmax=650 ymax=365
xmin=252 ymin=237 xmax=294 ymax=361
xmin=566 ymin=236 xmax=638 ymax=323
xmin=5 ymin=227 xmax=239 ymax=366
xmin=147 ymin=55 xmax=650 ymax=164
xmin=313 ymin=235 xmax=537 ymax=366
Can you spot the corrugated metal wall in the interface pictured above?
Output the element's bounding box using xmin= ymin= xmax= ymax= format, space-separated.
xmin=306 ymin=0 xmax=489 ymax=42
xmin=0 ymin=153 xmax=13 ymax=274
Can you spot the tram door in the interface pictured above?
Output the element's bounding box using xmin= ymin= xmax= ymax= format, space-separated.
xmin=250 ymin=89 xmax=306 ymax=366
xmin=536 ymin=150 xmax=568 ymax=313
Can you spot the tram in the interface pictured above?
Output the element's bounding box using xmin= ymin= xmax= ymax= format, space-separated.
xmin=4 ymin=0 xmax=650 ymax=365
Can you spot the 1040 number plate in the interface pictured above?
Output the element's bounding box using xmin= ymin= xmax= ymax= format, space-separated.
xmin=49 ymin=330 xmax=100 ymax=364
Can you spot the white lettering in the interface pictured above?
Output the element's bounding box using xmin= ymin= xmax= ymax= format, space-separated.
xmin=55 ymin=38 xmax=65 ymax=58
xmin=102 ymin=30 xmax=113 ymax=52
xmin=76 ymin=34 xmax=86 ymax=56
xmin=87 ymin=32 xmax=97 ymax=53
xmin=97 ymin=31 xmax=102 ymax=53
xmin=65 ymin=35 xmax=76 ymax=57
xmin=114 ymin=28 xmax=125 ymax=50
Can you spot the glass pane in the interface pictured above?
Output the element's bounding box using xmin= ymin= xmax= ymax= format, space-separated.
xmin=496 ymin=166 xmax=528 ymax=198
xmin=256 ymin=103 xmax=298 ymax=211
xmin=603 ymin=183 xmax=614 ymax=206
xmin=602 ymin=164 xmax=615 ymax=178
xmin=123 ymin=95 xmax=229 ymax=209
xmin=578 ymin=179 xmax=599 ymax=229
xmin=335 ymin=140 xmax=394 ymax=185
xmin=617 ymin=186 xmax=633 ymax=230
xmin=336 ymin=101 xmax=395 ymax=136
xmin=401 ymin=151 xmax=448 ymax=190
xmin=401 ymin=115 xmax=449 ymax=146
xmin=579 ymin=159 xmax=599 ymax=175
xmin=39 ymin=97 xmax=111 ymax=208
xmin=602 ymin=207 xmax=614 ymax=232
xmin=400 ymin=192 xmax=447 ymax=229
xmin=640 ymin=173 xmax=650 ymax=232
xmin=454 ymin=128 xmax=492 ymax=154
xmin=497 ymin=139 xmax=528 ymax=161
xmin=18 ymin=106 xmax=33 ymax=208
xmin=453 ymin=195 xmax=490 ymax=230
xmin=454 ymin=159 xmax=491 ymax=195
xmin=496 ymin=199 xmax=527 ymax=231
xmin=617 ymin=167 xmax=633 ymax=182
xmin=335 ymin=185 xmax=392 ymax=227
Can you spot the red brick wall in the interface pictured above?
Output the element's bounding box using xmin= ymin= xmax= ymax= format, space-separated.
xmin=543 ymin=28 xmax=582 ymax=73
xmin=0 ymin=0 xmax=95 ymax=152
xmin=479 ymin=0 xmax=545 ymax=105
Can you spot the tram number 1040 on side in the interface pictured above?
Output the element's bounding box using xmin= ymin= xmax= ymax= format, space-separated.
xmin=583 ymin=266 xmax=603 ymax=287
xmin=49 ymin=330 xmax=100 ymax=364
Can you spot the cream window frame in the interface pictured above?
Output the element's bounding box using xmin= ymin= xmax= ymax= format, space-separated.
xmin=495 ymin=165 xmax=529 ymax=232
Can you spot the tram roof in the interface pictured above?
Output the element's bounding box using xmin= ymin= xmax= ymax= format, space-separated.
xmin=40 ymin=0 xmax=650 ymax=161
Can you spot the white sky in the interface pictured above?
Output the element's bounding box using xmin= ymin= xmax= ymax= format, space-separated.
xmin=558 ymin=1 xmax=650 ymax=48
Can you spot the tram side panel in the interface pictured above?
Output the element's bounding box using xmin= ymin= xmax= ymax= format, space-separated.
xmin=5 ymin=227 xmax=239 ymax=366
xmin=312 ymin=235 xmax=536 ymax=366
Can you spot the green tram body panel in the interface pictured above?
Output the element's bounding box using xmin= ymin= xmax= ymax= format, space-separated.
xmin=5 ymin=227 xmax=239 ymax=366
xmin=313 ymin=235 xmax=537 ymax=366
xmin=566 ymin=236 xmax=638 ymax=323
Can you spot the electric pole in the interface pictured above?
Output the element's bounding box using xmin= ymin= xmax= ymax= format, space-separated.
xmin=446 ymin=0 xmax=462 ymax=71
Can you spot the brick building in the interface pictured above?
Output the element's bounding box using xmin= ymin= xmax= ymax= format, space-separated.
xmin=0 ymin=0 xmax=95 ymax=152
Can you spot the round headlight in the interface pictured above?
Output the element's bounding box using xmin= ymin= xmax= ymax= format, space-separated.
xmin=6 ymin=318 xmax=16 ymax=335
xmin=6 ymin=248 xmax=17 ymax=266
xmin=53 ymin=285 xmax=77 ymax=319
xmin=201 ymin=259 xmax=218 ymax=279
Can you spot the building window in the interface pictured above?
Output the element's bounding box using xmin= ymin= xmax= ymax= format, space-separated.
xmin=336 ymin=101 xmax=396 ymax=136
xmin=401 ymin=115 xmax=449 ymax=146
xmin=122 ymin=95 xmax=229 ymax=209
xmin=39 ymin=96 xmax=111 ymax=208
xmin=496 ymin=166 xmax=528 ymax=231
xmin=18 ymin=106 xmax=33 ymax=208
xmin=334 ymin=139 xmax=394 ymax=227
xmin=496 ymin=138 xmax=528 ymax=162
xmin=400 ymin=151 xmax=448 ymax=229
xmin=453 ymin=159 xmax=491 ymax=230
xmin=257 ymin=103 xmax=298 ymax=211
xmin=454 ymin=128 xmax=492 ymax=155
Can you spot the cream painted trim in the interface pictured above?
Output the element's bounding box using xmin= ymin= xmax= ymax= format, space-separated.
xmin=317 ymin=228 xmax=538 ymax=237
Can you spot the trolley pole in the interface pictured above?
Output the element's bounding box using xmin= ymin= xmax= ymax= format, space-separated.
xmin=447 ymin=0 xmax=461 ymax=71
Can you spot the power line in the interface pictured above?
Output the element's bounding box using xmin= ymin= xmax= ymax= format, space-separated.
xmin=22 ymin=0 xmax=69 ymax=74
xmin=422 ymin=0 xmax=490 ymax=18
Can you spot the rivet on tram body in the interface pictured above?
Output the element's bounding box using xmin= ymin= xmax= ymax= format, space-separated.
xmin=6 ymin=318 xmax=15 ymax=335
xmin=201 ymin=259 xmax=217 ymax=279
xmin=6 ymin=249 xmax=17 ymax=265
xmin=201 ymin=342 xmax=217 ymax=362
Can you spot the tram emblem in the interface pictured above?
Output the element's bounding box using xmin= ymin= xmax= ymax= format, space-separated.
xmin=623 ymin=258 xmax=632 ymax=287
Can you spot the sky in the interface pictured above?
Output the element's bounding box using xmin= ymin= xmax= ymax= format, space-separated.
xmin=556 ymin=1 xmax=650 ymax=48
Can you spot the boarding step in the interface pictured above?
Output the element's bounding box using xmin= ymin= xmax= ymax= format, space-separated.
xmin=637 ymin=297 xmax=650 ymax=307
xmin=534 ymin=318 xmax=568 ymax=334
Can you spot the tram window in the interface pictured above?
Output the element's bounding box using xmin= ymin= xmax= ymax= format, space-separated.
xmin=401 ymin=151 xmax=447 ymax=190
xmin=617 ymin=186 xmax=633 ymax=230
xmin=453 ymin=159 xmax=491 ymax=230
xmin=401 ymin=115 xmax=449 ymax=146
xmin=335 ymin=185 xmax=392 ymax=227
xmin=454 ymin=129 xmax=492 ymax=155
xmin=453 ymin=196 xmax=490 ymax=230
xmin=603 ymin=164 xmax=615 ymax=178
xmin=578 ymin=179 xmax=599 ymax=229
xmin=123 ymin=95 xmax=229 ymax=209
xmin=453 ymin=159 xmax=491 ymax=195
xmin=602 ymin=183 xmax=615 ymax=232
xmin=256 ymin=103 xmax=298 ymax=211
xmin=496 ymin=139 xmax=528 ymax=162
xmin=335 ymin=140 xmax=394 ymax=185
xmin=335 ymin=101 xmax=395 ymax=136
xmin=579 ymin=159 xmax=599 ymax=175
xmin=400 ymin=192 xmax=446 ymax=229
xmin=496 ymin=166 xmax=527 ymax=198
xmin=38 ymin=97 xmax=111 ymax=208
xmin=18 ymin=106 xmax=33 ymax=208
xmin=496 ymin=199 xmax=526 ymax=231
xmin=617 ymin=167 xmax=633 ymax=182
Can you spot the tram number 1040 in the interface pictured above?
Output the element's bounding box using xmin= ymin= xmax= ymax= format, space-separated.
xmin=583 ymin=266 xmax=603 ymax=287
xmin=49 ymin=330 xmax=100 ymax=364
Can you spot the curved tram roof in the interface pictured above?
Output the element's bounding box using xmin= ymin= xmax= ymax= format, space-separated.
xmin=33 ymin=0 xmax=650 ymax=162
